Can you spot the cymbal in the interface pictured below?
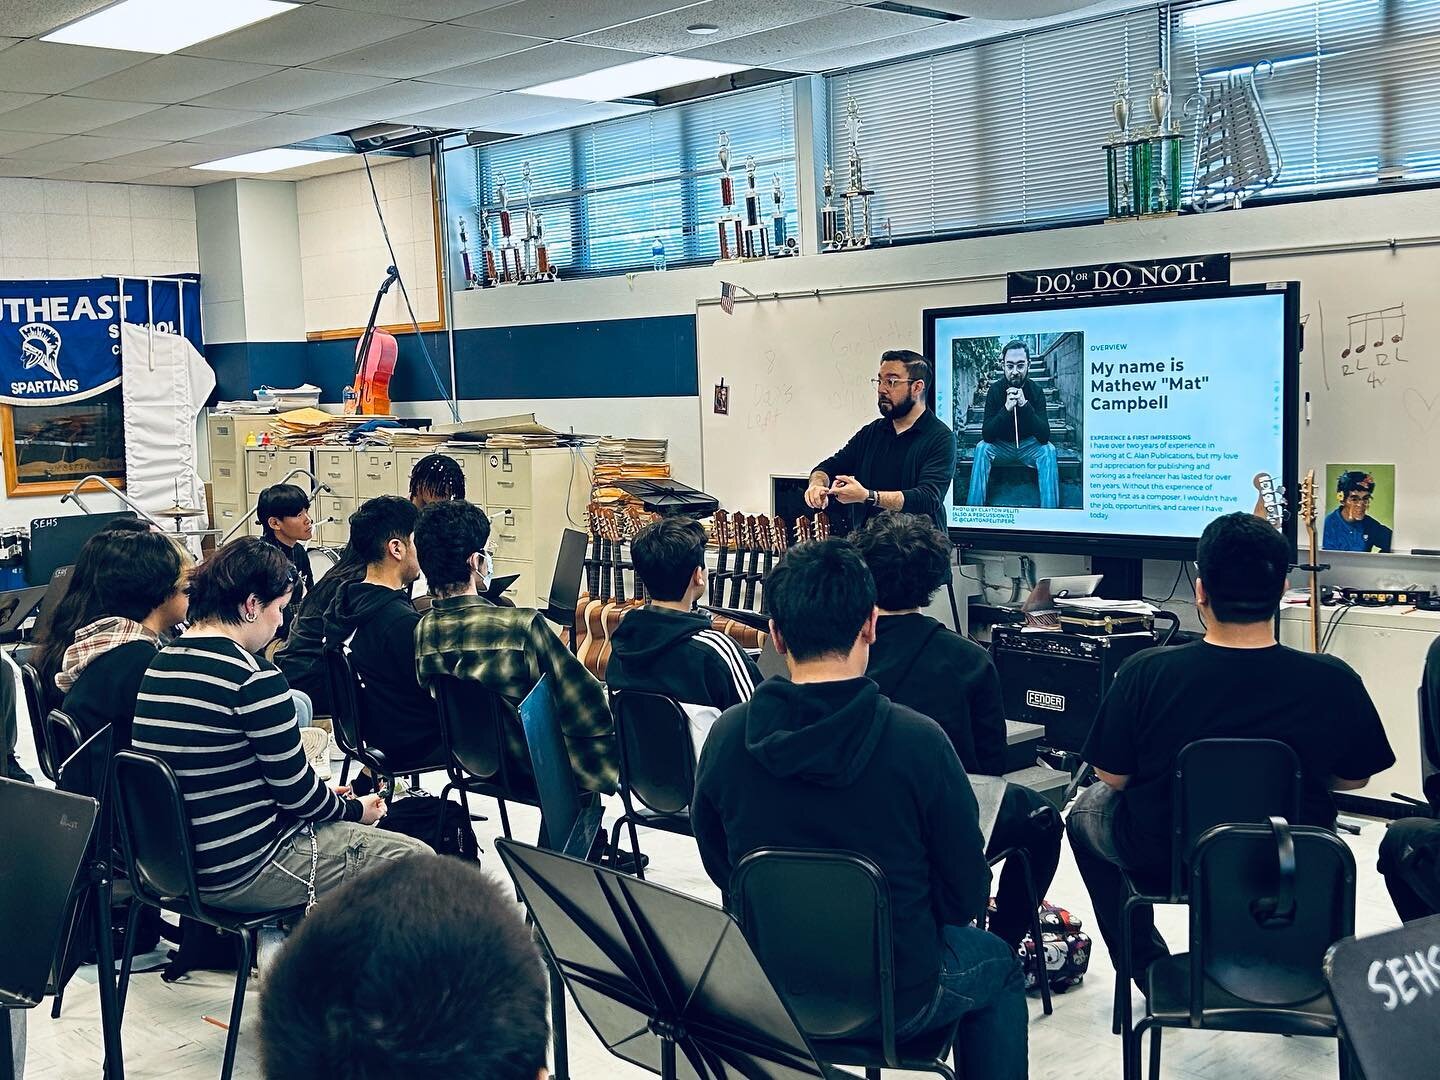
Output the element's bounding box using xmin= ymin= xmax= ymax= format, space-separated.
xmin=157 ymin=503 xmax=207 ymax=519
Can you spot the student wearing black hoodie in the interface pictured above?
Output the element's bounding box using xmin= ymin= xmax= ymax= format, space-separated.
xmin=855 ymin=512 xmax=1062 ymax=952
xmin=322 ymin=496 xmax=441 ymax=769
xmin=605 ymin=516 xmax=761 ymax=751
xmin=691 ymin=539 xmax=1026 ymax=1078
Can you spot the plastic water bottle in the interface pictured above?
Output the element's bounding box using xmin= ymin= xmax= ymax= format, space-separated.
xmin=651 ymin=236 xmax=666 ymax=272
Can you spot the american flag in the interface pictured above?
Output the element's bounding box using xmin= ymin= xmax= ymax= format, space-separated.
xmin=719 ymin=280 xmax=735 ymax=314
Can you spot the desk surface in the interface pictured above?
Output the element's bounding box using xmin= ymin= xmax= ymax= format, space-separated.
xmin=1280 ymin=603 xmax=1440 ymax=630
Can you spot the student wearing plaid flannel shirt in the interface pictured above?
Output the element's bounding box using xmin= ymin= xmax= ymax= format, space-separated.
xmin=413 ymin=499 xmax=618 ymax=794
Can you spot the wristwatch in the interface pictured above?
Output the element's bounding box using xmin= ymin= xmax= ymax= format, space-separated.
xmin=866 ymin=489 xmax=879 ymax=506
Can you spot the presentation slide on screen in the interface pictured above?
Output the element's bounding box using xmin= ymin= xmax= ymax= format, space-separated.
xmin=933 ymin=292 xmax=1287 ymax=539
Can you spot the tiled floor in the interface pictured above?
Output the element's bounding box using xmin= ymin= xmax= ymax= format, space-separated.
xmin=14 ymin=725 xmax=1399 ymax=1079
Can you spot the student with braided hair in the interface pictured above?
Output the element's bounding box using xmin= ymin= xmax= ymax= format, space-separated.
xmin=409 ymin=453 xmax=466 ymax=508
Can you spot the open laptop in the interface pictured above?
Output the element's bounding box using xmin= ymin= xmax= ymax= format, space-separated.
xmin=519 ymin=675 xmax=603 ymax=860
xmin=1021 ymin=574 xmax=1104 ymax=612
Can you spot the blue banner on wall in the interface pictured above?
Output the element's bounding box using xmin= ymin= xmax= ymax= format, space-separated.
xmin=0 ymin=275 xmax=203 ymax=406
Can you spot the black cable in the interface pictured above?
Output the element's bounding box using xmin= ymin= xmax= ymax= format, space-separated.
xmin=360 ymin=153 xmax=460 ymax=423
xmin=1143 ymin=560 xmax=1187 ymax=605
xmin=1320 ymin=601 xmax=1354 ymax=655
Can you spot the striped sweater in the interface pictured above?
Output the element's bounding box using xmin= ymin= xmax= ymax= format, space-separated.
xmin=132 ymin=635 xmax=362 ymax=895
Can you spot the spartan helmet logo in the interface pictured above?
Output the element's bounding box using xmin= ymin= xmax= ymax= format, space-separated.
xmin=19 ymin=323 xmax=63 ymax=381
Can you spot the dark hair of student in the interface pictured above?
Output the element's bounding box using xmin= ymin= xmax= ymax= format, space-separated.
xmin=32 ymin=518 xmax=152 ymax=700
xmin=852 ymin=512 xmax=949 ymax=612
xmin=880 ymin=348 xmax=931 ymax=387
xmin=187 ymin=536 xmax=297 ymax=626
xmin=1195 ymin=511 xmax=1291 ymax=625
xmin=409 ymin=453 xmax=466 ymax=504
xmin=93 ymin=531 xmax=187 ymax=624
xmin=258 ymin=857 xmax=548 ymax=1080
xmin=256 ymin=483 xmax=310 ymax=538
xmin=414 ymin=499 xmax=490 ymax=597
xmin=765 ymin=538 xmax=877 ymax=662
xmin=631 ymin=516 xmax=707 ymax=602
xmin=1000 ymin=340 xmax=1031 ymax=362
xmin=349 ymin=495 xmax=420 ymax=565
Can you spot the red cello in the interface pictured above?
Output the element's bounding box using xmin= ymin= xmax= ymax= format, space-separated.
xmin=346 ymin=265 xmax=400 ymax=415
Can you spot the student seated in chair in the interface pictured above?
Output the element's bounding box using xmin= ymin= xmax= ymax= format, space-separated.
xmin=322 ymin=496 xmax=442 ymax=770
xmin=257 ymin=483 xmax=315 ymax=641
xmin=605 ymin=515 xmax=763 ymax=752
xmin=855 ymin=511 xmax=1062 ymax=953
xmin=59 ymin=530 xmax=191 ymax=749
xmin=691 ymin=538 xmax=1027 ymax=1078
xmin=1067 ymin=512 xmax=1394 ymax=987
xmin=413 ymin=499 xmax=618 ymax=796
xmin=1377 ymin=635 xmax=1440 ymax=922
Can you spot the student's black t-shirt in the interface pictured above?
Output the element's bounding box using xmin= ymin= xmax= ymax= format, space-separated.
xmin=1082 ymin=640 xmax=1394 ymax=871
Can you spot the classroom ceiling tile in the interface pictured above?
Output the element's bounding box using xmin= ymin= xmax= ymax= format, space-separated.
xmin=0 ymin=158 xmax=64 ymax=178
xmin=307 ymin=24 xmax=544 ymax=79
xmin=108 ymin=142 xmax=236 ymax=169
xmin=127 ymin=167 xmax=223 ymax=186
xmin=44 ymin=162 xmax=167 ymax=183
xmin=180 ymin=5 xmax=429 ymax=67
xmin=420 ymin=42 xmax=649 ymax=92
xmin=456 ymin=0 xmax=703 ymax=40
xmin=776 ymin=19 xmax=988 ymax=71
xmin=187 ymin=69 xmax=397 ymax=112
xmin=0 ymin=92 xmax=48 ymax=118
xmin=188 ymin=112 xmax=355 ymax=148
xmin=389 ymin=91 xmax=562 ymax=130
xmin=924 ymin=1 xmax=1101 ymax=16
xmin=576 ymin=0 xmax=840 ymax=54
xmin=294 ymin=79 xmax=484 ymax=120
xmin=69 ymin=56 xmax=283 ymax=105
xmin=1 ymin=1 xmax=116 ymax=38
xmin=506 ymin=98 xmax=651 ymax=135
xmin=0 ymin=130 xmax=65 ymax=155
xmin=86 ymin=105 xmax=273 ymax=142
xmin=0 ymin=96 xmax=162 ymax=135
xmin=0 ymin=41 xmax=154 ymax=95
xmin=318 ymin=0 xmax=515 ymax=18
xmin=682 ymin=7 xmax=939 ymax=66
xmin=22 ymin=135 xmax=165 ymax=163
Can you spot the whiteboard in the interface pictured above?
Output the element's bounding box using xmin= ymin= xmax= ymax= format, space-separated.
xmin=697 ymin=241 xmax=1440 ymax=551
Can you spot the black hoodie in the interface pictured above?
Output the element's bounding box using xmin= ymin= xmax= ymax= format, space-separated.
xmin=605 ymin=605 xmax=762 ymax=714
xmin=322 ymin=581 xmax=440 ymax=768
xmin=691 ymin=676 xmax=990 ymax=1025
xmin=866 ymin=613 xmax=1008 ymax=776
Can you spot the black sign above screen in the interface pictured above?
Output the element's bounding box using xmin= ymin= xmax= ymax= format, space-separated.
xmin=1008 ymin=254 xmax=1231 ymax=306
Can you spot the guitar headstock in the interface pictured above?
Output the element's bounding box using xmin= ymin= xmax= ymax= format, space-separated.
xmin=712 ymin=510 xmax=730 ymax=550
xmin=1299 ymin=470 xmax=1318 ymax=535
xmin=813 ymin=511 xmax=830 ymax=541
xmin=1251 ymin=472 xmax=1287 ymax=531
xmin=595 ymin=506 xmax=620 ymax=543
xmin=755 ymin=513 xmax=771 ymax=552
xmin=771 ymin=515 xmax=788 ymax=555
xmin=735 ymin=513 xmax=752 ymax=550
xmin=794 ymin=515 xmax=812 ymax=544
xmin=586 ymin=501 xmax=602 ymax=536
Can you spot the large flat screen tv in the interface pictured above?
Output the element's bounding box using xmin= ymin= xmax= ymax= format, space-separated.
xmin=927 ymin=282 xmax=1299 ymax=558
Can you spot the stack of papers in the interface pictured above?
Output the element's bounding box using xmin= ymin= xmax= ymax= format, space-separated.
xmin=215 ymin=400 xmax=277 ymax=414
xmin=371 ymin=428 xmax=449 ymax=449
xmin=1054 ymin=597 xmax=1156 ymax=615
xmin=268 ymin=408 xmax=390 ymax=446
xmin=595 ymin=436 xmax=668 ymax=465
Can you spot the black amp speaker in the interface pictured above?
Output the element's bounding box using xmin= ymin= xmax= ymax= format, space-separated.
xmin=991 ymin=626 xmax=1156 ymax=753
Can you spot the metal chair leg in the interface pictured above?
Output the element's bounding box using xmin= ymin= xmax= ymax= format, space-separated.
xmin=220 ymin=931 xmax=252 ymax=1080
xmin=1148 ymin=1022 xmax=1162 ymax=1080
xmin=864 ymin=1069 xmax=881 ymax=1080
xmin=1127 ymin=1016 xmax=1156 ymax=1080
xmin=497 ymin=798 xmax=513 ymax=840
xmin=95 ymin=879 xmax=125 ymax=1080
xmin=1012 ymin=848 xmax=1052 ymax=1016
xmin=548 ymin=956 xmax=569 ymax=1080
xmin=338 ymin=756 xmax=352 ymax=787
xmin=115 ymin=899 xmax=142 ymax=1015
xmin=626 ymin=816 xmax=645 ymax=881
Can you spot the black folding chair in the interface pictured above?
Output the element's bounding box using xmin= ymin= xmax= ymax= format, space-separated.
xmin=1114 ymin=738 xmax=1302 ymax=1074
xmin=731 ymin=848 xmax=962 ymax=1080
xmin=111 ymin=751 xmax=306 ymax=1080
xmin=323 ymin=646 xmax=444 ymax=796
xmin=1133 ymin=819 xmax=1357 ymax=1080
xmin=986 ymin=842 xmax=1053 ymax=1016
xmin=46 ymin=709 xmax=84 ymax=778
xmin=433 ymin=675 xmax=540 ymax=843
xmin=20 ymin=662 xmax=55 ymax=782
xmin=607 ymin=690 xmax=697 ymax=880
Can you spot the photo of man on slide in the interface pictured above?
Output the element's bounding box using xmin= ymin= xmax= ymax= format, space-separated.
xmin=956 ymin=336 xmax=1083 ymax=510
xmin=1323 ymin=468 xmax=1394 ymax=553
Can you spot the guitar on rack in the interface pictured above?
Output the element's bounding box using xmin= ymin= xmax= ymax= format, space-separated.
xmin=710 ymin=510 xmax=731 ymax=608
xmin=813 ymin=511 xmax=830 ymax=540
xmin=595 ymin=509 xmax=629 ymax=679
xmin=794 ymin=515 xmax=813 ymax=545
xmin=1299 ymin=471 xmax=1322 ymax=653
xmin=574 ymin=503 xmax=605 ymax=654
xmin=742 ymin=513 xmax=768 ymax=610
xmin=576 ymin=507 xmax=614 ymax=675
xmin=727 ymin=514 xmax=750 ymax=609
xmin=765 ymin=515 xmax=788 ymax=615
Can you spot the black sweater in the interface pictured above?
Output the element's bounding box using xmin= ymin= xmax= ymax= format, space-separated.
xmin=980 ymin=378 xmax=1051 ymax=445
xmin=866 ymin=613 xmax=1008 ymax=776
xmin=815 ymin=408 xmax=956 ymax=535
xmin=691 ymin=676 xmax=989 ymax=1025
xmin=61 ymin=639 xmax=159 ymax=751
xmin=605 ymin=605 xmax=761 ymax=712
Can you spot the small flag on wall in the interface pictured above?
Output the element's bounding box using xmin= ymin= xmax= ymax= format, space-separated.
xmin=719 ymin=280 xmax=736 ymax=314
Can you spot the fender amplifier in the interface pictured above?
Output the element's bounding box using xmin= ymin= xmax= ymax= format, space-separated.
xmin=990 ymin=626 xmax=1156 ymax=753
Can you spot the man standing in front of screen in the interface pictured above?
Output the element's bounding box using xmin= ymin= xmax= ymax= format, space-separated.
xmin=967 ymin=340 xmax=1060 ymax=509
xmin=805 ymin=350 xmax=956 ymax=536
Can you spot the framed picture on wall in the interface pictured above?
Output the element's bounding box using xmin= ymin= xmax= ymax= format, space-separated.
xmin=0 ymin=387 xmax=126 ymax=497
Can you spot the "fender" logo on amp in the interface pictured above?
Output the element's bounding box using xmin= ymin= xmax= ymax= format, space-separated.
xmin=1026 ymin=689 xmax=1066 ymax=712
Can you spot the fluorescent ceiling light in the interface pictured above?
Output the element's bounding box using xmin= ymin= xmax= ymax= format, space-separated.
xmin=44 ymin=0 xmax=298 ymax=55
xmin=192 ymin=147 xmax=349 ymax=174
xmin=1180 ymin=0 xmax=1313 ymax=29
xmin=523 ymin=56 xmax=746 ymax=102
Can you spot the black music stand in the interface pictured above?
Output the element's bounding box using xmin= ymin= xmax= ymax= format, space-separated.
xmin=496 ymin=840 xmax=827 ymax=1080
xmin=1325 ymin=913 xmax=1440 ymax=1079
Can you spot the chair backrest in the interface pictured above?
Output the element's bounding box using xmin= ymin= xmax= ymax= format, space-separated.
xmin=20 ymin=661 xmax=55 ymax=781
xmin=1171 ymin=738 xmax=1302 ymax=896
xmin=0 ymin=777 xmax=96 ymax=1007
xmin=731 ymin=849 xmax=897 ymax=1054
xmin=610 ymin=690 xmax=696 ymax=817
xmin=1191 ymin=820 xmax=1355 ymax=1020
xmin=1420 ymin=683 xmax=1440 ymax=807
xmin=47 ymin=709 xmax=84 ymax=777
xmin=433 ymin=674 xmax=513 ymax=785
xmin=112 ymin=750 xmax=205 ymax=917
xmin=55 ymin=722 xmax=111 ymax=804
xmin=545 ymin=528 xmax=589 ymax=614
xmin=322 ymin=646 xmax=365 ymax=759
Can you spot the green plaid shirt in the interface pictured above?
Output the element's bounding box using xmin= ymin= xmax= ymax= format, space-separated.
xmin=415 ymin=594 xmax=618 ymax=794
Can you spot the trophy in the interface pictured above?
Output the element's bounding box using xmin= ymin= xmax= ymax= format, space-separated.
xmin=496 ymin=174 xmax=520 ymax=283
xmin=456 ymin=215 xmax=477 ymax=288
xmin=820 ymin=163 xmax=839 ymax=248
xmin=740 ymin=156 xmax=769 ymax=259
xmin=1105 ymin=78 xmax=1133 ymax=219
xmin=836 ymin=97 xmax=874 ymax=250
xmin=1104 ymin=71 xmax=1183 ymax=220
xmin=479 ymin=208 xmax=496 ymax=285
xmin=714 ymin=131 xmax=743 ymax=261
xmin=1146 ymin=68 xmax=1182 ymax=214
xmin=518 ymin=161 xmax=555 ymax=283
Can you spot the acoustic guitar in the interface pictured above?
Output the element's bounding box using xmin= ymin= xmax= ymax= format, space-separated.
xmin=761 ymin=515 xmax=785 ymax=614
xmin=742 ymin=514 xmax=767 ymax=610
xmin=595 ymin=508 xmax=627 ymax=679
xmin=1299 ymin=470 xmax=1321 ymax=653
xmin=574 ymin=502 xmax=605 ymax=649
xmin=710 ymin=510 xmax=731 ymax=607
xmin=727 ymin=514 xmax=749 ymax=609
xmin=576 ymin=507 xmax=614 ymax=674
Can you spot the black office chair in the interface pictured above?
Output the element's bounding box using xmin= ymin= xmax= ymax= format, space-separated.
xmin=20 ymin=662 xmax=56 ymax=782
xmin=1133 ymin=819 xmax=1357 ymax=1080
xmin=1114 ymin=737 xmax=1302 ymax=1071
xmin=433 ymin=675 xmax=540 ymax=843
xmin=607 ymin=690 xmax=697 ymax=880
xmin=323 ymin=646 xmax=444 ymax=796
xmin=111 ymin=751 xmax=306 ymax=1080
xmin=731 ymin=849 xmax=962 ymax=1080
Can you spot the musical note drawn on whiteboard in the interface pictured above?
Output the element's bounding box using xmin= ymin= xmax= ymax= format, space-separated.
xmin=1340 ymin=304 xmax=1405 ymax=359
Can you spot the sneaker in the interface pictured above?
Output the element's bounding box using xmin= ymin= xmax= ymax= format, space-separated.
xmin=328 ymin=730 xmax=343 ymax=762
xmin=300 ymin=728 xmax=332 ymax=781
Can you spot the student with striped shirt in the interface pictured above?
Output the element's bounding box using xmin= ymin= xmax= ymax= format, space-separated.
xmin=605 ymin=516 xmax=763 ymax=756
xmin=132 ymin=537 xmax=428 ymax=913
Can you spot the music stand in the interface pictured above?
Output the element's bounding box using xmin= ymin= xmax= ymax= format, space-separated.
xmin=496 ymin=839 xmax=828 ymax=1080
xmin=26 ymin=512 xmax=136 ymax=587
xmin=1325 ymin=913 xmax=1440 ymax=1079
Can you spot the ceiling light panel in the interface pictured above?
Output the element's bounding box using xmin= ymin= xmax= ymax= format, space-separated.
xmin=523 ymin=56 xmax=745 ymax=101
xmin=44 ymin=0 xmax=299 ymax=55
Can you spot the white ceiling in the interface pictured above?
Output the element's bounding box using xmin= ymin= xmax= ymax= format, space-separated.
xmin=0 ymin=0 xmax=1144 ymax=185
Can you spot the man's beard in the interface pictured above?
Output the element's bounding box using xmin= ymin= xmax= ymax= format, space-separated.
xmin=1006 ymin=372 xmax=1027 ymax=386
xmin=879 ymin=394 xmax=917 ymax=419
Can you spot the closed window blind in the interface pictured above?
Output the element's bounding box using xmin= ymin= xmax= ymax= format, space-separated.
xmin=470 ymin=82 xmax=797 ymax=276
xmin=825 ymin=10 xmax=1162 ymax=240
